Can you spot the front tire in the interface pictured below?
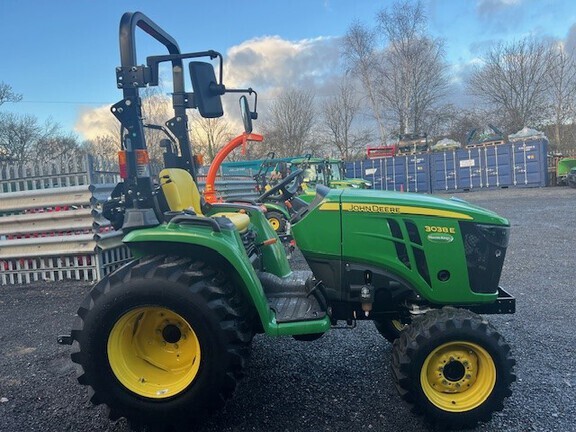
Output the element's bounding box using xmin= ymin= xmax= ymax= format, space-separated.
xmin=374 ymin=318 xmax=409 ymax=342
xmin=266 ymin=210 xmax=287 ymax=233
xmin=391 ymin=307 xmax=515 ymax=429
xmin=70 ymin=256 xmax=253 ymax=430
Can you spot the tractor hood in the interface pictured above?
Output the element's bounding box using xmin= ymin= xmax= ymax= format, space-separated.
xmin=336 ymin=189 xmax=508 ymax=226
xmin=291 ymin=186 xmax=511 ymax=305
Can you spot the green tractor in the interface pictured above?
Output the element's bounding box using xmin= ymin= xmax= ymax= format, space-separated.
xmin=293 ymin=156 xmax=372 ymax=201
xmin=59 ymin=12 xmax=516 ymax=431
xmin=252 ymin=155 xmax=371 ymax=233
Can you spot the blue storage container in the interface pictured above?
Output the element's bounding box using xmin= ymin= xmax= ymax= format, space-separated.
xmin=454 ymin=146 xmax=513 ymax=190
xmin=430 ymin=139 xmax=547 ymax=192
xmin=347 ymin=154 xmax=430 ymax=193
xmin=347 ymin=138 xmax=548 ymax=195
xmin=510 ymin=139 xmax=548 ymax=187
xmin=431 ymin=150 xmax=458 ymax=191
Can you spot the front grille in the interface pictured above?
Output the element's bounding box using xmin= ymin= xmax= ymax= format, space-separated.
xmin=460 ymin=222 xmax=509 ymax=294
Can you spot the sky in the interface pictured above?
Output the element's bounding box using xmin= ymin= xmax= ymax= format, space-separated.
xmin=1 ymin=0 xmax=576 ymax=141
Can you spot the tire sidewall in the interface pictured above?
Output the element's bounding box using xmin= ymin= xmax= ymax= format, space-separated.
xmin=78 ymin=276 xmax=229 ymax=419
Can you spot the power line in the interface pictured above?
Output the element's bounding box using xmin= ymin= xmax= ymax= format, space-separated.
xmin=15 ymin=100 xmax=113 ymax=105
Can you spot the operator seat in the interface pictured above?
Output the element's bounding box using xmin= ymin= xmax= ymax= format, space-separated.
xmin=159 ymin=168 xmax=250 ymax=233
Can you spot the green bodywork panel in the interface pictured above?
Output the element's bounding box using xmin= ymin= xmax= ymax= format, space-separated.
xmin=262 ymin=202 xmax=290 ymax=219
xmin=292 ymin=157 xmax=371 ymax=192
xmin=557 ymin=157 xmax=576 ymax=177
xmin=122 ymin=206 xmax=330 ymax=336
xmin=291 ymin=188 xmax=509 ymax=305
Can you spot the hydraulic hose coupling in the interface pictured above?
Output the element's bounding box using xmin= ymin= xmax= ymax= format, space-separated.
xmin=360 ymin=285 xmax=374 ymax=317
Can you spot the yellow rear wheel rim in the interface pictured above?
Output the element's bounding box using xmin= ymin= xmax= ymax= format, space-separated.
xmin=107 ymin=306 xmax=201 ymax=399
xmin=421 ymin=341 xmax=496 ymax=412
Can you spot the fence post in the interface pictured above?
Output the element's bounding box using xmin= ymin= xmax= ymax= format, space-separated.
xmin=86 ymin=154 xmax=95 ymax=185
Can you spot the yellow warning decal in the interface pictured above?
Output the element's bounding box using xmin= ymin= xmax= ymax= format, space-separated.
xmin=318 ymin=202 xmax=340 ymax=211
xmin=319 ymin=202 xmax=472 ymax=220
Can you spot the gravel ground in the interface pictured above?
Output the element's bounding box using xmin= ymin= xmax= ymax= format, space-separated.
xmin=1 ymin=186 xmax=575 ymax=432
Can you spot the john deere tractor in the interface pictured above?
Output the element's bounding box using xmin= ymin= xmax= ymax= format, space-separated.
xmin=59 ymin=12 xmax=516 ymax=431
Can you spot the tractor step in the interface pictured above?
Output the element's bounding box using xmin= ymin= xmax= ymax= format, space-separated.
xmin=258 ymin=270 xmax=327 ymax=323
xmin=268 ymin=294 xmax=326 ymax=323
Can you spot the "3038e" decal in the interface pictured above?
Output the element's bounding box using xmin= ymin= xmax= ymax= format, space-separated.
xmin=424 ymin=225 xmax=456 ymax=234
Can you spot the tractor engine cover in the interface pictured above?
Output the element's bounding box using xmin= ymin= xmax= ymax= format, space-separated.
xmin=291 ymin=187 xmax=510 ymax=307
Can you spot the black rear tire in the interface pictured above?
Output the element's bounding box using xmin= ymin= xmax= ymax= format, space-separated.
xmin=70 ymin=255 xmax=253 ymax=431
xmin=391 ymin=307 xmax=515 ymax=429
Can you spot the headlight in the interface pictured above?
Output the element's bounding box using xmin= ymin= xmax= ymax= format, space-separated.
xmin=475 ymin=224 xmax=510 ymax=248
xmin=364 ymin=182 xmax=372 ymax=188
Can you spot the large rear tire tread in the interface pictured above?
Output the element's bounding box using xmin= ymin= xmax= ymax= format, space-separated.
xmin=391 ymin=307 xmax=515 ymax=429
xmin=70 ymin=255 xmax=253 ymax=431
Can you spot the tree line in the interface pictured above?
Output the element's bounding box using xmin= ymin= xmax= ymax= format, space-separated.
xmin=2 ymin=0 xmax=576 ymax=168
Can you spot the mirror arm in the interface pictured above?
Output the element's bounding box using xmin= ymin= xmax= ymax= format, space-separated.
xmin=226 ymin=87 xmax=258 ymax=118
xmin=146 ymin=50 xmax=223 ymax=87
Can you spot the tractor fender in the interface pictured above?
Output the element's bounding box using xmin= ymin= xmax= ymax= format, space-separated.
xmin=263 ymin=202 xmax=290 ymax=219
xmin=121 ymin=224 xmax=278 ymax=334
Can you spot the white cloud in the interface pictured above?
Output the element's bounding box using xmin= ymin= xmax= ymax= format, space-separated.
xmin=225 ymin=35 xmax=342 ymax=94
xmin=477 ymin=0 xmax=522 ymax=16
xmin=75 ymin=105 xmax=117 ymax=141
xmin=75 ymin=35 xmax=345 ymax=140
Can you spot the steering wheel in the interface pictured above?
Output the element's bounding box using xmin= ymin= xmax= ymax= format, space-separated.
xmin=258 ymin=169 xmax=304 ymax=202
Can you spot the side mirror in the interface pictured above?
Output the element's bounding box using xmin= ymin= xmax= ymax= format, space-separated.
xmin=189 ymin=61 xmax=224 ymax=118
xmin=239 ymin=95 xmax=253 ymax=134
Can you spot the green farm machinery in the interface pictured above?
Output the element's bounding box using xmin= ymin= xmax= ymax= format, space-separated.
xmin=58 ymin=12 xmax=516 ymax=431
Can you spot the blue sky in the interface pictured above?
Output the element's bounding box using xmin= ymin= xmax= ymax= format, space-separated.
xmin=1 ymin=0 xmax=575 ymax=140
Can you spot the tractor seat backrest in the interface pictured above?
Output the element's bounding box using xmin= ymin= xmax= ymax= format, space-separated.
xmin=159 ymin=168 xmax=250 ymax=233
xmin=159 ymin=168 xmax=204 ymax=215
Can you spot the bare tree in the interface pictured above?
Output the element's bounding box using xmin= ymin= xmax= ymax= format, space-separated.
xmin=468 ymin=37 xmax=555 ymax=133
xmin=342 ymin=23 xmax=387 ymax=142
xmin=377 ymin=0 xmax=448 ymax=135
xmin=82 ymin=135 xmax=120 ymax=163
xmin=547 ymin=43 xmax=576 ymax=149
xmin=35 ymin=134 xmax=81 ymax=164
xmin=263 ymin=89 xmax=316 ymax=157
xmin=140 ymin=87 xmax=174 ymax=163
xmin=189 ymin=113 xmax=234 ymax=162
xmin=82 ymin=87 xmax=174 ymax=163
xmin=321 ymin=82 xmax=372 ymax=159
xmin=0 ymin=82 xmax=22 ymax=106
xmin=0 ymin=113 xmax=61 ymax=163
xmin=0 ymin=112 xmax=81 ymax=166
xmin=342 ymin=1 xmax=448 ymax=140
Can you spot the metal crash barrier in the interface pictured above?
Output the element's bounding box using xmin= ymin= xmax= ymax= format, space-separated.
xmin=0 ymin=156 xmax=257 ymax=285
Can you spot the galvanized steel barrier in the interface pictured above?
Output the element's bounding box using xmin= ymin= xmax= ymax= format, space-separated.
xmin=0 ymin=156 xmax=258 ymax=285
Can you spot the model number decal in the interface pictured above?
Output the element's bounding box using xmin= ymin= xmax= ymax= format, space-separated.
xmin=424 ymin=225 xmax=456 ymax=234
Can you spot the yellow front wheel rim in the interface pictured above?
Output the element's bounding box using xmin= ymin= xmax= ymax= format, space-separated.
xmin=421 ymin=341 xmax=496 ymax=412
xmin=391 ymin=319 xmax=406 ymax=332
xmin=107 ymin=306 xmax=201 ymax=399
xmin=268 ymin=217 xmax=281 ymax=231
